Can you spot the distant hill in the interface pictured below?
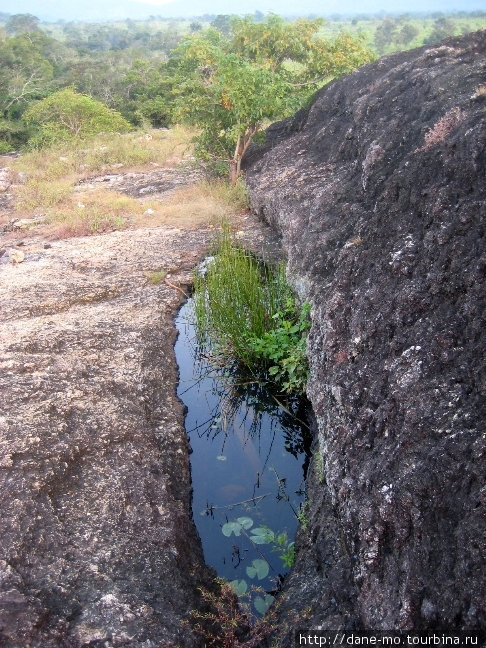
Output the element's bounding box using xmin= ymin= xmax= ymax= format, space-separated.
xmin=1 ymin=0 xmax=485 ymax=21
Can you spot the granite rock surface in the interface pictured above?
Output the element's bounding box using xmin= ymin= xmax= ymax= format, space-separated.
xmin=245 ymin=31 xmax=486 ymax=642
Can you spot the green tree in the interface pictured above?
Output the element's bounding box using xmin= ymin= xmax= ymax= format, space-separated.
xmin=374 ymin=18 xmax=398 ymax=54
xmin=0 ymin=32 xmax=60 ymax=118
xmin=424 ymin=17 xmax=456 ymax=45
xmin=6 ymin=14 xmax=40 ymax=35
xmin=210 ymin=15 xmax=232 ymax=37
xmin=23 ymin=88 xmax=131 ymax=148
xmin=172 ymin=15 xmax=374 ymax=183
xmin=397 ymin=23 xmax=420 ymax=46
xmin=120 ymin=59 xmax=172 ymax=126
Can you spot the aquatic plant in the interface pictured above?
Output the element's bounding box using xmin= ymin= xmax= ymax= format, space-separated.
xmin=193 ymin=225 xmax=310 ymax=394
xmin=220 ymin=515 xmax=297 ymax=616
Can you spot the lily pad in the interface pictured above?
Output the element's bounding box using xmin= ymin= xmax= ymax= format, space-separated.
xmin=254 ymin=594 xmax=274 ymax=615
xmin=229 ymin=579 xmax=248 ymax=596
xmin=250 ymin=527 xmax=274 ymax=544
xmin=222 ymin=521 xmax=242 ymax=537
xmin=246 ymin=558 xmax=269 ymax=580
xmin=236 ymin=516 xmax=253 ymax=529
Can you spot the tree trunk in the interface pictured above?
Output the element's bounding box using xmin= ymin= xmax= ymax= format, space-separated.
xmin=230 ymin=134 xmax=244 ymax=185
xmin=229 ymin=127 xmax=258 ymax=185
xmin=229 ymin=159 xmax=239 ymax=186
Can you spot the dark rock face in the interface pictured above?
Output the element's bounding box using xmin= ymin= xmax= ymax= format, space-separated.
xmin=245 ymin=32 xmax=486 ymax=640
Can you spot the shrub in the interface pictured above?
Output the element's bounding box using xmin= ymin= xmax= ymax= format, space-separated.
xmin=23 ymin=88 xmax=132 ymax=148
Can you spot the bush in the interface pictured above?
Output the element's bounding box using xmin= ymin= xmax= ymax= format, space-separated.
xmin=23 ymin=88 xmax=132 ymax=149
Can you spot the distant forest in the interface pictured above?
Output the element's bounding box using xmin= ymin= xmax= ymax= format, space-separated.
xmin=1 ymin=10 xmax=485 ymax=152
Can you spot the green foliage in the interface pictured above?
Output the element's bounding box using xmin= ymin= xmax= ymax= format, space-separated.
xmin=0 ymin=30 xmax=56 ymax=144
xmin=424 ymin=17 xmax=456 ymax=44
xmin=172 ymin=15 xmax=374 ymax=181
xmin=24 ymin=88 xmax=131 ymax=148
xmin=1 ymin=12 xmax=484 ymax=155
xmin=247 ymin=301 xmax=311 ymax=394
xmin=147 ymin=269 xmax=167 ymax=285
xmin=296 ymin=501 xmax=310 ymax=532
xmin=314 ymin=451 xmax=324 ymax=484
xmin=272 ymin=532 xmax=296 ymax=568
xmin=248 ymin=525 xmax=296 ymax=568
xmin=193 ymin=226 xmax=310 ymax=394
xmin=119 ymin=58 xmax=173 ymax=127
xmin=6 ymin=14 xmax=40 ymax=35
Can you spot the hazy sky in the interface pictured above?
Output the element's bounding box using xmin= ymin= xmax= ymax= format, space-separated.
xmin=1 ymin=0 xmax=485 ymax=21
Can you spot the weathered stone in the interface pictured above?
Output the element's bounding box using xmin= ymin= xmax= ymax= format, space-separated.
xmin=0 ymin=227 xmax=216 ymax=647
xmin=0 ymin=167 xmax=12 ymax=192
xmin=75 ymin=166 xmax=203 ymax=200
xmin=245 ymin=32 xmax=486 ymax=641
xmin=0 ymin=197 xmax=280 ymax=646
xmin=8 ymin=248 xmax=25 ymax=263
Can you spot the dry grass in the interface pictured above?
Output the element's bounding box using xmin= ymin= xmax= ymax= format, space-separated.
xmin=12 ymin=126 xmax=195 ymax=217
xmin=9 ymin=126 xmax=250 ymax=239
xmin=45 ymin=189 xmax=141 ymax=238
xmin=134 ymin=180 xmax=248 ymax=230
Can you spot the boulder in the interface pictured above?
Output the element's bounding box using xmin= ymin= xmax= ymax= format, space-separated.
xmin=245 ymin=32 xmax=486 ymax=640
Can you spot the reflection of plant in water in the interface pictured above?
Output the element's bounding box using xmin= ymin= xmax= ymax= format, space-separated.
xmin=184 ymin=294 xmax=312 ymax=468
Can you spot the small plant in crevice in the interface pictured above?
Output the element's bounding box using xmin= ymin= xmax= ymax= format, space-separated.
xmin=296 ymin=501 xmax=310 ymax=532
xmin=188 ymin=578 xmax=287 ymax=648
xmin=313 ymin=451 xmax=324 ymax=485
xmin=146 ymin=269 xmax=167 ymax=285
xmin=193 ymin=225 xmax=311 ymax=395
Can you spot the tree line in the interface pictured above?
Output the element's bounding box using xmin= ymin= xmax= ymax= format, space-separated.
xmin=0 ymin=11 xmax=484 ymax=182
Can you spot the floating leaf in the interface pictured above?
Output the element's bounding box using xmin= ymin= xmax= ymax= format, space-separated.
xmin=250 ymin=527 xmax=274 ymax=544
xmin=236 ymin=516 xmax=253 ymax=530
xmin=216 ymin=455 xmax=227 ymax=461
xmin=254 ymin=594 xmax=274 ymax=615
xmin=246 ymin=558 xmax=269 ymax=580
xmin=229 ymin=579 xmax=248 ymax=596
xmin=222 ymin=521 xmax=242 ymax=537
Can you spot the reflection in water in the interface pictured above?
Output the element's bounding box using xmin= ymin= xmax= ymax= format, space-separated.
xmin=175 ymin=298 xmax=311 ymax=613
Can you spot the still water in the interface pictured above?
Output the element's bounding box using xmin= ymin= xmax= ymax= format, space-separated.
xmin=175 ymin=297 xmax=311 ymax=614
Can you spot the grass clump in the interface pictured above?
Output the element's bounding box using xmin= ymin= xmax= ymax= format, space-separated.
xmin=46 ymin=189 xmax=137 ymax=237
xmin=146 ymin=269 xmax=167 ymax=284
xmin=193 ymin=226 xmax=310 ymax=395
xmin=200 ymin=177 xmax=249 ymax=212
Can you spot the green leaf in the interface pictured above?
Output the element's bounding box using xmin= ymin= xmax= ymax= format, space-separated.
xmin=229 ymin=579 xmax=248 ymax=596
xmin=254 ymin=594 xmax=274 ymax=615
xmin=236 ymin=516 xmax=254 ymax=529
xmin=222 ymin=521 xmax=242 ymax=537
xmin=250 ymin=527 xmax=274 ymax=544
xmin=246 ymin=558 xmax=269 ymax=580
